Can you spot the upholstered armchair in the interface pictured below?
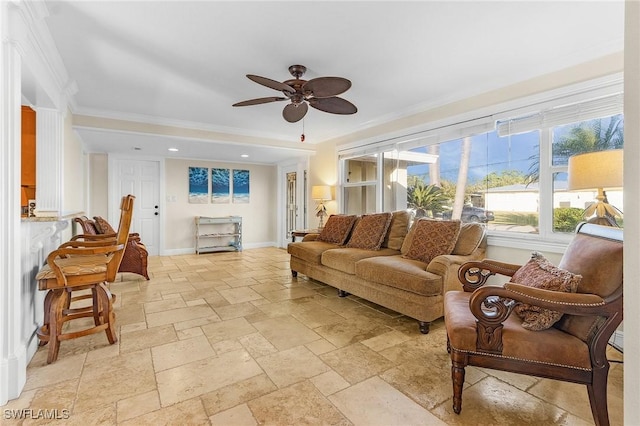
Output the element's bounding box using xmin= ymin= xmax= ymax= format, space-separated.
xmin=444 ymin=223 xmax=623 ymax=426
xmin=73 ymin=215 xmax=149 ymax=280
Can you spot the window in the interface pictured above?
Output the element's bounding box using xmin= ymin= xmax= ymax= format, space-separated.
xmin=338 ymin=81 xmax=624 ymax=243
xmin=550 ymin=114 xmax=624 ymax=232
xmin=343 ymin=154 xmax=378 ymax=214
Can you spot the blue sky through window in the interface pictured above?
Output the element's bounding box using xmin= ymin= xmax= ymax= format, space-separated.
xmin=407 ymin=130 xmax=539 ymax=184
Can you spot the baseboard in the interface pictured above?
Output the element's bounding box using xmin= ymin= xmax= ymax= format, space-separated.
xmin=161 ymin=242 xmax=276 ymax=256
xmin=0 ymin=336 xmax=37 ymax=406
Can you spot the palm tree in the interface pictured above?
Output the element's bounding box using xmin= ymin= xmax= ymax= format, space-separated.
xmin=525 ymin=115 xmax=624 ymax=184
xmin=407 ymin=181 xmax=449 ymax=218
xmin=451 ymin=136 xmax=472 ymax=219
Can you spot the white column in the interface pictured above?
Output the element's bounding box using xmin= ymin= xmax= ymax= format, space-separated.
xmin=34 ymin=108 xmax=64 ymax=215
xmin=624 ymin=1 xmax=640 ymax=424
xmin=0 ymin=1 xmax=26 ymax=405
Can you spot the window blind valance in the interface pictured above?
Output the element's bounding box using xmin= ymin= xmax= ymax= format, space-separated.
xmin=497 ymin=93 xmax=623 ymax=137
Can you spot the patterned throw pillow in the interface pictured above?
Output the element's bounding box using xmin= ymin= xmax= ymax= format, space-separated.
xmin=93 ymin=216 xmax=117 ymax=234
xmin=346 ymin=212 xmax=393 ymax=250
xmin=317 ymin=215 xmax=358 ymax=245
xmin=511 ymin=252 xmax=582 ymax=331
xmin=403 ymin=219 xmax=461 ymax=264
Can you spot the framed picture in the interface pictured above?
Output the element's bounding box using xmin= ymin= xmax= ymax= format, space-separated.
xmin=188 ymin=167 xmax=209 ymax=203
xmin=232 ymin=169 xmax=250 ymax=203
xmin=212 ymin=168 xmax=230 ymax=203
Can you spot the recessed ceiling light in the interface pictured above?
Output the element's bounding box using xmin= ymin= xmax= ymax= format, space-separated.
xmin=241 ymin=154 xmax=249 ymax=158
xmin=168 ymin=148 xmax=179 ymax=152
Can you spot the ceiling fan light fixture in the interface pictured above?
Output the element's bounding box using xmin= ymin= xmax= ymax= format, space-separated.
xmin=233 ymin=64 xmax=357 ymax=122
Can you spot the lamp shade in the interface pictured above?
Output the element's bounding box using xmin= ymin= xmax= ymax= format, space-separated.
xmin=567 ymin=149 xmax=623 ymax=191
xmin=311 ymin=185 xmax=332 ymax=201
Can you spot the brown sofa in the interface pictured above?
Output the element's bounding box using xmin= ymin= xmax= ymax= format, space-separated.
xmin=288 ymin=211 xmax=487 ymax=333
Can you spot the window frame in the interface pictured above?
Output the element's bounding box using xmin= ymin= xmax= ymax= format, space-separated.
xmin=337 ymin=74 xmax=623 ymax=253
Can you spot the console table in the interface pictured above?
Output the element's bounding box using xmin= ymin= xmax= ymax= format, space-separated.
xmin=290 ymin=228 xmax=319 ymax=242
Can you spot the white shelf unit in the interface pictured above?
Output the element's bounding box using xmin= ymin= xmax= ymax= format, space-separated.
xmin=195 ymin=216 xmax=242 ymax=254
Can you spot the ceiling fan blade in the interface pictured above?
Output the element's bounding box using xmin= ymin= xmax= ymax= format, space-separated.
xmin=233 ymin=97 xmax=287 ymax=107
xmin=309 ymin=97 xmax=357 ymax=115
xmin=303 ymin=77 xmax=351 ymax=98
xmin=282 ymin=102 xmax=308 ymax=123
xmin=247 ymin=75 xmax=295 ymax=93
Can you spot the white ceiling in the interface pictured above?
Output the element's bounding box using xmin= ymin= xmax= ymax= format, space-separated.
xmin=39 ymin=1 xmax=624 ymax=164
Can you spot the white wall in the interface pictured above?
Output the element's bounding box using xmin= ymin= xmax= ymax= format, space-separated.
xmin=63 ymin=108 xmax=84 ymax=213
xmin=164 ymin=158 xmax=277 ymax=253
xmin=624 ymin=0 xmax=640 ymax=422
xmin=88 ymin=153 xmax=109 ymax=218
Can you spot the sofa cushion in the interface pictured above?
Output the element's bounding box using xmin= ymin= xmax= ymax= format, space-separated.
xmin=346 ymin=212 xmax=393 ymax=250
xmin=317 ymin=215 xmax=358 ymax=245
xmin=403 ymin=219 xmax=461 ymax=263
xmin=287 ymin=241 xmax=340 ymax=265
xmin=382 ymin=210 xmax=411 ymax=250
xmin=400 ymin=218 xmax=419 ymax=255
xmin=355 ymin=255 xmax=443 ymax=296
xmin=321 ymin=247 xmax=400 ymax=275
xmin=510 ymin=252 xmax=582 ymax=331
xmin=452 ymin=223 xmax=485 ymax=255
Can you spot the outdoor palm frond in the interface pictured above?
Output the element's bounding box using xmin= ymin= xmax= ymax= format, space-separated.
xmin=407 ymin=182 xmax=449 ymax=214
xmin=525 ymin=115 xmax=624 ymax=185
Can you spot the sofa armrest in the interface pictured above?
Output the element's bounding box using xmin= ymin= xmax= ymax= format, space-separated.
xmin=302 ymin=233 xmax=320 ymax=242
xmin=427 ymin=249 xmax=486 ymax=294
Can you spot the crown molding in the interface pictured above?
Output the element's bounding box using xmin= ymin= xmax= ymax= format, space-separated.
xmin=9 ymin=1 xmax=75 ymax=111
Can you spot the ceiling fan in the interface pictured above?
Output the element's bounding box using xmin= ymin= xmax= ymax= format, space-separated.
xmin=232 ymin=65 xmax=357 ymax=123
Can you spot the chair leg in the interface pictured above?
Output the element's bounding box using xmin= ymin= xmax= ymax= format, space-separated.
xmin=587 ymin=365 xmax=611 ymax=426
xmin=38 ymin=290 xmax=54 ymax=346
xmin=47 ymin=289 xmax=69 ymax=364
xmin=451 ymin=352 xmax=467 ymax=414
xmin=97 ymin=283 xmax=117 ymax=344
xmin=91 ymin=286 xmax=102 ymax=326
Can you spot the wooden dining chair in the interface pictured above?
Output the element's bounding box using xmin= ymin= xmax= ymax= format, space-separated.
xmin=35 ymin=195 xmax=135 ymax=363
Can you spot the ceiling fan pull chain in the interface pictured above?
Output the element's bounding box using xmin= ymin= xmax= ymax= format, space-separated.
xmin=301 ymin=119 xmax=305 ymax=142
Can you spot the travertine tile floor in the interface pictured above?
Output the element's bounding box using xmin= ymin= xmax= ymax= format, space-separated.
xmin=5 ymin=248 xmax=623 ymax=425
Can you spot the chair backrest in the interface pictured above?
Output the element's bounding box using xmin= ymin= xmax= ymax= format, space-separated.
xmin=554 ymin=222 xmax=623 ymax=341
xmin=73 ymin=216 xmax=99 ymax=235
xmin=106 ymin=195 xmax=135 ymax=280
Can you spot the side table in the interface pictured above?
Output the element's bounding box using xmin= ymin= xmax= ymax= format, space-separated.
xmin=290 ymin=229 xmax=319 ymax=242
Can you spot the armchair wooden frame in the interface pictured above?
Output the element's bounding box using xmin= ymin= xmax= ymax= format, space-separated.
xmin=36 ymin=195 xmax=135 ymax=363
xmin=444 ymin=223 xmax=623 ymax=426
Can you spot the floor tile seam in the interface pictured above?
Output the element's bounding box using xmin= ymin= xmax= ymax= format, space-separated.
xmin=471 ymin=374 xmax=584 ymax=422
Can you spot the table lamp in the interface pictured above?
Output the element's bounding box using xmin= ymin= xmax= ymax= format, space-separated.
xmin=311 ymin=185 xmax=332 ymax=229
xmin=567 ymin=149 xmax=623 ymax=226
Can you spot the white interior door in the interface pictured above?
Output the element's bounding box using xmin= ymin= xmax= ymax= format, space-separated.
xmin=111 ymin=158 xmax=161 ymax=255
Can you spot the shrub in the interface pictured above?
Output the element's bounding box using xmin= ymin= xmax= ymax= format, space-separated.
xmin=553 ymin=207 xmax=584 ymax=232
